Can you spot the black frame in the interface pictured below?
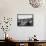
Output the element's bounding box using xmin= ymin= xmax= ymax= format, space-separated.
xmin=17 ymin=14 xmax=33 ymax=26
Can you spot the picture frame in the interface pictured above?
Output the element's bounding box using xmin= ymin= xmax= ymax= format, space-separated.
xmin=17 ymin=14 xmax=33 ymax=26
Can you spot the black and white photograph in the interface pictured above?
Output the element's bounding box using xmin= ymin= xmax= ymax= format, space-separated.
xmin=17 ymin=14 xmax=33 ymax=26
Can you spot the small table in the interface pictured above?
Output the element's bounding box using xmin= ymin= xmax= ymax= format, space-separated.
xmin=5 ymin=39 xmax=46 ymax=46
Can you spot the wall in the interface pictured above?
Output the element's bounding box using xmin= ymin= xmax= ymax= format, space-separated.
xmin=0 ymin=0 xmax=46 ymax=40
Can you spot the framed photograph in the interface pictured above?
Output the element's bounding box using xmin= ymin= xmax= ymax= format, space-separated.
xmin=17 ymin=14 xmax=33 ymax=26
